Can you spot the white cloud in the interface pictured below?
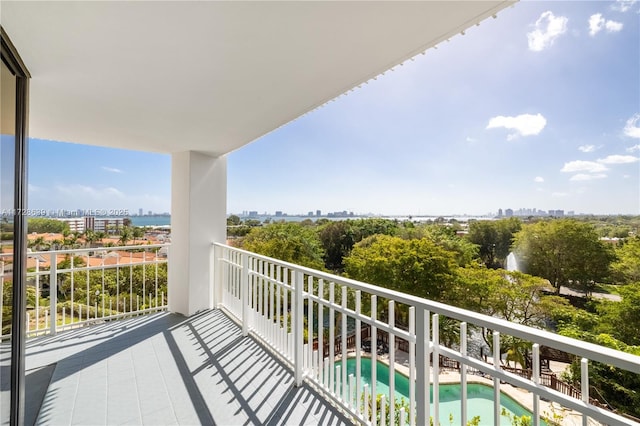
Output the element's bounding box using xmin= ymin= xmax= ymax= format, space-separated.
xmin=101 ymin=166 xmax=123 ymax=173
xmin=527 ymin=11 xmax=568 ymax=52
xmin=590 ymin=13 xmax=624 ymax=36
xmin=534 ymin=176 xmax=545 ymax=183
xmin=28 ymin=184 xmax=42 ymax=193
xmin=578 ymin=144 xmax=596 ymax=153
xmin=589 ymin=14 xmax=605 ymax=36
xmin=465 ymin=137 xmax=477 ymax=143
xmin=570 ymin=173 xmax=608 ymax=181
xmin=597 ymin=154 xmax=640 ymax=164
xmin=552 ymin=192 xmax=568 ymax=197
xmin=624 ymin=114 xmax=640 ymax=138
xmin=561 ymin=160 xmax=608 ymax=173
xmin=627 ymin=144 xmax=640 ymax=152
xmin=612 ymin=0 xmax=638 ymax=12
xmin=55 ymin=184 xmax=125 ymax=200
xmin=605 ymin=20 xmax=624 ymax=32
xmin=486 ymin=113 xmax=547 ymax=140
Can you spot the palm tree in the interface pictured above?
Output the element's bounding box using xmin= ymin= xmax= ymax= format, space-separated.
xmin=119 ymin=227 xmax=132 ymax=246
xmin=64 ymin=234 xmax=78 ymax=248
xmin=29 ymin=236 xmax=46 ymax=251
xmin=84 ymin=229 xmax=97 ymax=248
xmin=132 ymin=227 xmax=144 ymax=244
xmin=94 ymin=231 xmax=107 ymax=247
xmin=50 ymin=238 xmax=63 ymax=250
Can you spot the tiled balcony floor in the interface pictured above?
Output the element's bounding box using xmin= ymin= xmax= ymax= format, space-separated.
xmin=2 ymin=310 xmax=352 ymax=425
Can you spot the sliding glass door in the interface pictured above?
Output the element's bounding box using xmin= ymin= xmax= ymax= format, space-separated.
xmin=1 ymin=27 xmax=30 ymax=426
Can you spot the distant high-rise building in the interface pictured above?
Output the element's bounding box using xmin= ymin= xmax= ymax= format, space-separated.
xmin=505 ymin=208 xmax=513 ymax=217
xmin=316 ymin=210 xmax=321 ymax=217
xmin=248 ymin=211 xmax=258 ymax=217
xmin=148 ymin=210 xmax=153 ymax=216
xmin=139 ymin=208 xmax=143 ymax=216
xmin=275 ymin=211 xmax=283 ymax=217
xmin=498 ymin=208 xmax=503 ymax=217
xmin=567 ymin=210 xmax=575 ymax=216
xmin=308 ymin=211 xmax=313 ymax=216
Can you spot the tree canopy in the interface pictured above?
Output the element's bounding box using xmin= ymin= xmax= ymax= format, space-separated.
xmin=344 ymin=234 xmax=458 ymax=300
xmin=27 ymin=218 xmax=69 ymax=234
xmin=611 ymin=236 xmax=640 ymax=284
xmin=512 ymin=219 xmax=614 ymax=294
xmin=241 ymin=222 xmax=325 ymax=270
xmin=466 ymin=218 xmax=521 ymax=268
xmin=318 ymin=219 xmax=399 ymax=272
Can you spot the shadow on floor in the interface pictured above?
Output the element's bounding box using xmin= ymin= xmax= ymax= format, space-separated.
xmin=21 ymin=309 xmax=352 ymax=425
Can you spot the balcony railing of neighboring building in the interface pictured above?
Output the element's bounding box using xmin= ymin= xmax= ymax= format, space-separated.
xmin=0 ymin=244 xmax=169 ymax=339
xmin=212 ymin=242 xmax=640 ymax=426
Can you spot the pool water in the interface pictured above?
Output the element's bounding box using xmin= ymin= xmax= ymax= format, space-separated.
xmin=336 ymin=358 xmax=547 ymax=426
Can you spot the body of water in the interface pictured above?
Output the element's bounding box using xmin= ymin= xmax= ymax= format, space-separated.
xmin=129 ymin=214 xmax=494 ymax=227
xmin=336 ymin=358 xmax=545 ymax=425
xmin=130 ymin=216 xmax=171 ymax=227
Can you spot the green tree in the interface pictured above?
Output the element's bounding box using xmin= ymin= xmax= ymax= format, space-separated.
xmin=596 ymin=283 xmax=640 ymax=345
xmin=467 ymin=218 xmax=521 ymax=268
xmin=27 ymin=218 xmax=69 ymax=234
xmin=450 ymin=266 xmax=551 ymax=367
xmin=50 ymin=238 xmax=63 ymax=250
xmin=344 ymin=235 xmax=458 ymax=301
xmin=28 ymin=235 xmax=47 ymax=251
xmin=241 ymin=222 xmax=325 ymax=270
xmin=611 ymin=236 xmax=640 ymax=283
xmin=317 ymin=219 xmax=399 ymax=272
xmin=349 ymin=218 xmax=399 ymax=242
xmin=119 ymin=227 xmax=133 ymax=246
xmin=559 ymin=327 xmax=640 ymax=418
xmin=131 ymin=227 xmax=144 ymax=243
xmin=227 ymin=215 xmax=241 ymax=226
xmin=63 ymin=233 xmax=79 ymax=249
xmin=512 ymin=219 xmax=614 ymax=295
xmin=318 ymin=221 xmax=354 ymax=272
xmin=83 ymin=229 xmax=97 ymax=248
xmin=418 ymin=225 xmax=479 ymax=267
xmin=95 ymin=231 xmax=107 ymax=244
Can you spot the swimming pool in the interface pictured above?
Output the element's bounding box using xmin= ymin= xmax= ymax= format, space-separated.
xmin=336 ymin=358 xmax=547 ymax=426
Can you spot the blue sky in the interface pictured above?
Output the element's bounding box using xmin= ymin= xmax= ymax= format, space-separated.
xmin=28 ymin=1 xmax=640 ymax=216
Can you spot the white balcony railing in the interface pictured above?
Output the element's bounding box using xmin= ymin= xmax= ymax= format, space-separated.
xmin=213 ymin=243 xmax=640 ymax=426
xmin=0 ymin=244 xmax=169 ymax=339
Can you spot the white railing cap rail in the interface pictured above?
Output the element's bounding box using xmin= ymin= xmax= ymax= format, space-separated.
xmin=16 ymin=243 xmax=171 ymax=257
xmin=213 ymin=242 xmax=640 ymax=373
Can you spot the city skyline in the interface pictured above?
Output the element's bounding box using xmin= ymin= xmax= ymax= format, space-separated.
xmin=27 ymin=1 xmax=640 ymax=216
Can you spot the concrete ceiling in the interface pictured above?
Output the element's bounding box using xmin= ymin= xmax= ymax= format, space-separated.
xmin=1 ymin=1 xmax=513 ymax=156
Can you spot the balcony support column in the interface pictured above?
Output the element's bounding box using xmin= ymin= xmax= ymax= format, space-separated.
xmin=169 ymin=151 xmax=227 ymax=316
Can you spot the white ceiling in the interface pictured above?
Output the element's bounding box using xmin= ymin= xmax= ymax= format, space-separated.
xmin=2 ymin=1 xmax=513 ymax=156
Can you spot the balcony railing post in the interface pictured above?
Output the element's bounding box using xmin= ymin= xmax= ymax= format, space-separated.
xmin=415 ymin=307 xmax=428 ymax=426
xmin=294 ymin=269 xmax=304 ymax=386
xmin=241 ymin=252 xmax=249 ymax=336
xmin=532 ymin=343 xmax=540 ymax=426
xmin=581 ymin=358 xmax=589 ymax=426
xmin=49 ymin=252 xmax=57 ymax=335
